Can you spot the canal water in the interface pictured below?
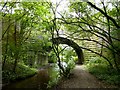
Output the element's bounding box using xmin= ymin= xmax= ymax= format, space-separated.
xmin=2 ymin=64 xmax=60 ymax=90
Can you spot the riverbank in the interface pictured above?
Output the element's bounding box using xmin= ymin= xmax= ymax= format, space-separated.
xmin=2 ymin=63 xmax=38 ymax=86
xmin=2 ymin=64 xmax=58 ymax=90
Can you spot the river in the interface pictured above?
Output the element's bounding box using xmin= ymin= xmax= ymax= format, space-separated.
xmin=2 ymin=64 xmax=60 ymax=90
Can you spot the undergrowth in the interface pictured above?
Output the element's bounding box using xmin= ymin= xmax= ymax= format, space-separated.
xmin=85 ymin=57 xmax=120 ymax=86
xmin=2 ymin=62 xmax=38 ymax=84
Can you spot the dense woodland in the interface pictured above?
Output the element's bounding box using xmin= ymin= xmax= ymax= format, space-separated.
xmin=1 ymin=0 xmax=120 ymax=88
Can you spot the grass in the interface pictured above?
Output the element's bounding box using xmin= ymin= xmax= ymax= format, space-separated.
xmin=2 ymin=62 xmax=38 ymax=84
xmin=86 ymin=63 xmax=120 ymax=86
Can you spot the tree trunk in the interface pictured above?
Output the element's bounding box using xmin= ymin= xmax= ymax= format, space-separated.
xmin=2 ymin=16 xmax=10 ymax=69
xmin=13 ymin=20 xmax=18 ymax=72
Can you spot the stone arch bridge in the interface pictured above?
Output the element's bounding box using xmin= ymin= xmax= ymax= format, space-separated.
xmin=51 ymin=37 xmax=84 ymax=64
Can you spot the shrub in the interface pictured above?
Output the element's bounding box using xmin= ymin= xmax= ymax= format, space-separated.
xmin=2 ymin=62 xmax=37 ymax=83
xmin=86 ymin=57 xmax=120 ymax=86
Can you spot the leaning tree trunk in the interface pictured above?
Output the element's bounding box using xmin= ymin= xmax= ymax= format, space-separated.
xmin=52 ymin=37 xmax=84 ymax=64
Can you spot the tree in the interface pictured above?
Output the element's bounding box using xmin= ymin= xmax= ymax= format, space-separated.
xmin=56 ymin=1 xmax=120 ymax=71
xmin=1 ymin=2 xmax=51 ymax=72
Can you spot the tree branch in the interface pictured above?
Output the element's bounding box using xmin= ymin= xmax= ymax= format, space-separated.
xmin=79 ymin=46 xmax=113 ymax=68
xmin=87 ymin=2 xmax=120 ymax=28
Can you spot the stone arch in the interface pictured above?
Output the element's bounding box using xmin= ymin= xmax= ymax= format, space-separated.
xmin=52 ymin=37 xmax=84 ymax=64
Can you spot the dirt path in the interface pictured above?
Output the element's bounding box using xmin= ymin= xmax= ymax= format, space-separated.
xmin=56 ymin=65 xmax=117 ymax=88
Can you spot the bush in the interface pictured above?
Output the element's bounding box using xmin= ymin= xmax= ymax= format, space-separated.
xmin=2 ymin=62 xmax=38 ymax=83
xmin=47 ymin=64 xmax=60 ymax=88
xmin=86 ymin=57 xmax=120 ymax=86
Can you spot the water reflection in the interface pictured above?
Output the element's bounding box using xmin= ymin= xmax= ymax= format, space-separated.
xmin=2 ymin=64 xmax=59 ymax=90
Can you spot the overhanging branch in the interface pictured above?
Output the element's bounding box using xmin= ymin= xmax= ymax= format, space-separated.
xmin=87 ymin=2 xmax=120 ymax=28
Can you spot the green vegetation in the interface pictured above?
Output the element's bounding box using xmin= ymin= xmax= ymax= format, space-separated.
xmin=86 ymin=57 xmax=120 ymax=86
xmin=2 ymin=62 xmax=37 ymax=83
xmin=61 ymin=49 xmax=76 ymax=77
xmin=47 ymin=64 xmax=60 ymax=88
xmin=1 ymin=1 xmax=120 ymax=88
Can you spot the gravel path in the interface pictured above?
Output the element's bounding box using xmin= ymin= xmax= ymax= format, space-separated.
xmin=56 ymin=65 xmax=117 ymax=88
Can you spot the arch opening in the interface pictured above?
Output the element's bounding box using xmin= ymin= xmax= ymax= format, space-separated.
xmin=52 ymin=37 xmax=84 ymax=64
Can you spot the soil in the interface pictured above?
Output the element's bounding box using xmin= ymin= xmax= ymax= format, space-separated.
xmin=56 ymin=65 xmax=118 ymax=89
